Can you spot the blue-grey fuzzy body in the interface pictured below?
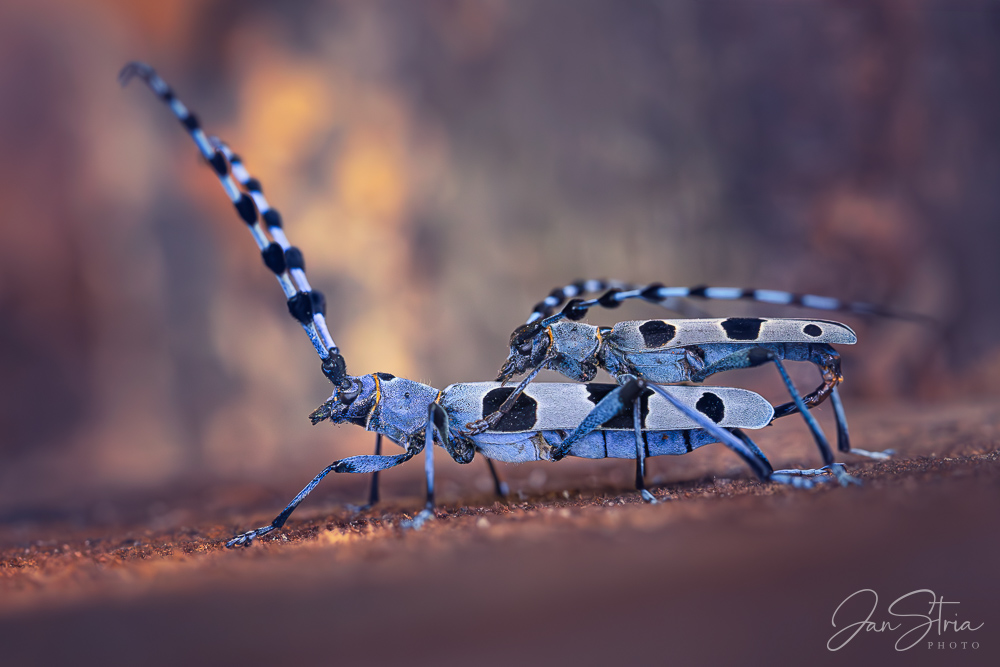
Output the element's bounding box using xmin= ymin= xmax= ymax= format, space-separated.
xmin=318 ymin=375 xmax=773 ymax=464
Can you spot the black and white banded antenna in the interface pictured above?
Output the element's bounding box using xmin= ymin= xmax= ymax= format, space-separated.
xmin=528 ymin=279 xmax=935 ymax=326
xmin=119 ymin=61 xmax=350 ymax=389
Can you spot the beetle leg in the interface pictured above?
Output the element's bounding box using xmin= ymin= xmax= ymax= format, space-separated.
xmin=225 ymin=446 xmax=418 ymax=548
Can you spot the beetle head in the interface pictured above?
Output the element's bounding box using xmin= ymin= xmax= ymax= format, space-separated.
xmin=497 ymin=322 xmax=550 ymax=382
xmin=310 ymin=374 xmax=375 ymax=425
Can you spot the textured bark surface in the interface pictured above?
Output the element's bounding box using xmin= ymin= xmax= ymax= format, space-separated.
xmin=2 ymin=399 xmax=997 ymax=666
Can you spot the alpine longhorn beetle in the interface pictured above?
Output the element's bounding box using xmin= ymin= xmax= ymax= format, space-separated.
xmin=472 ymin=280 xmax=911 ymax=483
xmin=121 ymin=62 xmax=856 ymax=547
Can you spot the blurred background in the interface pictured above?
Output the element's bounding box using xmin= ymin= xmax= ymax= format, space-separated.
xmin=1 ymin=0 xmax=999 ymax=516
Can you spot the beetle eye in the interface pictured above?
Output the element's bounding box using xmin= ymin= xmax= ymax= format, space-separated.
xmin=509 ymin=322 xmax=541 ymax=347
xmin=339 ymin=379 xmax=361 ymax=402
xmin=518 ymin=342 xmax=533 ymax=355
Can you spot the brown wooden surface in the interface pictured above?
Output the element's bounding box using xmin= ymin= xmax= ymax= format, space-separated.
xmin=1 ymin=399 xmax=997 ymax=666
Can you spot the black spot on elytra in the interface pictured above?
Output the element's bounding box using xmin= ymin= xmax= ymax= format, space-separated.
xmin=721 ymin=317 xmax=765 ymax=341
xmin=375 ymin=372 xmax=396 ymax=381
xmin=696 ymin=392 xmax=725 ymax=423
xmin=483 ymin=388 xmax=538 ymax=432
xmin=804 ymin=323 xmax=822 ymax=337
xmin=585 ymin=383 xmax=652 ymax=429
xmin=639 ymin=320 xmax=677 ymax=348
xmin=585 ymin=384 xmax=614 ymax=404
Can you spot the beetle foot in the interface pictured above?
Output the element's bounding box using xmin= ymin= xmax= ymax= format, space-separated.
xmin=828 ymin=463 xmax=862 ymax=486
xmin=772 ymin=466 xmax=833 ymax=477
xmin=771 ymin=462 xmax=860 ymax=486
xmin=225 ymin=525 xmax=275 ymax=548
xmin=400 ymin=508 xmax=435 ymax=531
xmin=768 ymin=472 xmax=832 ymax=489
xmin=464 ymin=419 xmax=489 ymax=435
xmin=465 ymin=414 xmax=502 ymax=435
xmin=848 ymin=448 xmax=894 ymax=460
xmin=345 ymin=503 xmax=374 ymax=515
